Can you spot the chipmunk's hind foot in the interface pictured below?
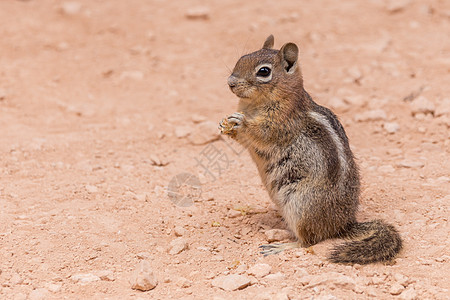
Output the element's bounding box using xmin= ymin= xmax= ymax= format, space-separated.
xmin=259 ymin=242 xmax=300 ymax=256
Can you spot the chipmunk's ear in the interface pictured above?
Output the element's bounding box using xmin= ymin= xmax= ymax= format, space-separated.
xmin=262 ymin=34 xmax=274 ymax=49
xmin=279 ymin=42 xmax=298 ymax=74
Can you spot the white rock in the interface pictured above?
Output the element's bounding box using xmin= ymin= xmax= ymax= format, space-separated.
xmin=437 ymin=116 xmax=450 ymax=128
xmin=227 ymin=210 xmax=242 ymax=218
xmin=274 ymin=292 xmax=290 ymax=300
xmin=435 ymin=98 xmax=450 ymax=117
xmin=385 ymin=0 xmax=411 ymax=13
xmin=393 ymin=273 xmax=410 ymax=287
xmin=135 ymin=193 xmax=148 ymax=201
xmin=307 ymin=273 xmax=356 ymax=290
xmin=390 ymin=283 xmax=405 ymax=295
xmin=367 ymin=287 xmax=379 ymax=297
xmin=188 ymin=121 xmax=220 ymax=145
xmin=185 ymin=7 xmax=210 ymax=20
xmin=397 ymin=160 xmax=424 ymax=168
xmin=255 ymin=292 xmax=272 ymax=300
xmin=333 ymin=274 xmax=356 ymax=290
xmin=235 ymin=263 xmax=248 ymax=274
xmin=28 ymin=288 xmax=50 ymax=300
xmin=13 ymin=293 xmax=27 ymax=300
xmin=211 ymin=274 xmax=251 ymax=291
xmin=346 ymin=66 xmax=363 ymax=81
xmin=344 ymin=95 xmax=367 ymax=106
xmin=299 ymin=275 xmax=313 ymax=286
xmin=46 ymin=283 xmax=62 ymax=292
xmin=0 ymin=88 xmax=7 ymax=100
xmin=400 ymin=287 xmax=418 ymax=300
xmin=247 ymin=263 xmax=272 ymax=278
xmin=378 ymin=165 xmax=395 ymax=173
xmin=191 ymin=114 xmax=207 ymax=123
xmin=410 ymin=96 xmax=435 ymax=115
xmin=177 ymin=277 xmax=192 ymax=288
xmin=265 ymin=272 xmax=285 ymax=281
xmin=174 ymin=126 xmax=191 ymax=138
xmin=61 ymin=2 xmax=81 ymax=15
xmin=71 ymin=273 xmax=100 ymax=284
xmin=168 ymin=238 xmax=188 ymax=255
xmin=251 ymin=205 xmax=268 ymax=214
xmin=436 ymin=176 xmax=450 ymax=183
xmin=136 ymin=252 xmax=150 ymax=259
xmin=386 ymin=148 xmax=403 ymax=156
xmin=354 ymin=109 xmax=387 ymax=122
xmin=97 ymin=270 xmax=115 ymax=281
xmin=383 ymin=122 xmax=400 ymax=134
xmin=264 ymin=229 xmax=291 ymax=242
xmin=120 ymin=70 xmax=144 ymax=81
xmin=10 ymin=273 xmax=23 ymax=285
xmin=328 ymin=97 xmax=349 ymax=111
xmin=315 ymin=295 xmax=338 ymax=300
xmin=85 ymin=185 xmax=98 ymax=193
xmin=130 ymin=260 xmax=158 ymax=291
xmin=149 ymin=154 xmax=167 ymax=167
xmin=174 ymin=226 xmax=186 ymax=237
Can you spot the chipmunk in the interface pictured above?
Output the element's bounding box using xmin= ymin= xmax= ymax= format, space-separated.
xmin=219 ymin=35 xmax=402 ymax=264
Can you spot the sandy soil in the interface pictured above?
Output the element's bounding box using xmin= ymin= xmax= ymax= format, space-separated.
xmin=0 ymin=0 xmax=449 ymax=299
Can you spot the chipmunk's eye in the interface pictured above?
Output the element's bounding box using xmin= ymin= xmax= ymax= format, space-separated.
xmin=256 ymin=66 xmax=271 ymax=77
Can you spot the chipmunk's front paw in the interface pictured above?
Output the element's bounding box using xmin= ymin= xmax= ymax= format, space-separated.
xmin=219 ymin=112 xmax=245 ymax=137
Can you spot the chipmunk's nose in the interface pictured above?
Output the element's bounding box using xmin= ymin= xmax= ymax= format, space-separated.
xmin=227 ymin=75 xmax=238 ymax=88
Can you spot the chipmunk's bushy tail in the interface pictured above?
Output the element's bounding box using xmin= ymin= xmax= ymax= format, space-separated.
xmin=328 ymin=220 xmax=402 ymax=264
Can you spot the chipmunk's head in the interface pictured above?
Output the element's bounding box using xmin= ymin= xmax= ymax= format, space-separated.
xmin=228 ymin=35 xmax=303 ymax=102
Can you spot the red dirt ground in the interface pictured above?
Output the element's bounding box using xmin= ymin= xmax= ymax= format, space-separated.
xmin=0 ymin=0 xmax=449 ymax=299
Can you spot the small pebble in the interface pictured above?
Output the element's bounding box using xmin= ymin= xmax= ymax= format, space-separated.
xmin=28 ymin=288 xmax=50 ymax=300
xmin=328 ymin=97 xmax=349 ymax=111
xmin=71 ymin=273 xmax=100 ymax=284
xmin=168 ymin=238 xmax=188 ymax=255
xmin=393 ymin=273 xmax=410 ymax=287
xmin=136 ymin=252 xmax=150 ymax=259
xmin=397 ymin=160 xmax=424 ymax=168
xmin=264 ymin=229 xmax=291 ymax=242
xmin=385 ymin=0 xmax=411 ymax=13
xmin=410 ymin=96 xmax=435 ymax=116
xmin=174 ymin=126 xmax=191 ymax=138
xmin=120 ymin=70 xmax=144 ymax=81
xmin=174 ymin=226 xmax=186 ymax=237
xmin=177 ymin=277 xmax=192 ymax=288
xmin=265 ymin=272 xmax=286 ymax=281
xmin=61 ymin=2 xmax=81 ymax=15
xmin=434 ymin=98 xmax=450 ymax=117
xmin=10 ymin=273 xmax=23 ymax=285
xmin=188 ymin=121 xmax=220 ymax=145
xmin=211 ymin=274 xmax=251 ymax=291
xmin=247 ymin=263 xmax=272 ymax=278
xmin=390 ymin=282 xmax=405 ymax=295
xmin=46 ymin=283 xmax=62 ymax=293
xmin=383 ymin=122 xmax=400 ymax=134
xmin=185 ymin=7 xmax=210 ymax=20
xmin=97 ymin=270 xmax=115 ymax=281
xmin=227 ymin=210 xmax=242 ymax=218
xmin=354 ymin=109 xmax=387 ymax=122
xmin=85 ymin=185 xmax=98 ymax=193
xmin=129 ymin=260 xmax=158 ymax=291
xmin=0 ymin=88 xmax=7 ymax=100
xmin=191 ymin=114 xmax=207 ymax=123
xmin=400 ymin=287 xmax=417 ymax=300
xmin=378 ymin=165 xmax=395 ymax=173
xmin=13 ymin=293 xmax=27 ymax=300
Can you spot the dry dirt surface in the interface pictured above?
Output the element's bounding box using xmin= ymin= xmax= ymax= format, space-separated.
xmin=1 ymin=0 xmax=449 ymax=299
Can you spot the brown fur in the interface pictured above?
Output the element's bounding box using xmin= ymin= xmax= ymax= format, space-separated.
xmin=219 ymin=35 xmax=402 ymax=264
